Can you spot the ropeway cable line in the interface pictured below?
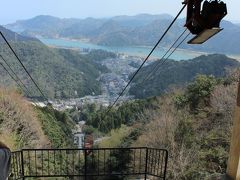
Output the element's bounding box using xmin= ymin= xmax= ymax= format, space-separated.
xmin=137 ymin=28 xmax=189 ymax=85
xmin=99 ymin=32 xmax=191 ymax=132
xmin=161 ymin=32 xmax=191 ymax=66
xmin=0 ymin=31 xmax=48 ymax=102
xmin=139 ymin=31 xmax=191 ymax=85
xmin=0 ymin=61 xmax=28 ymax=95
xmin=105 ymin=4 xmax=187 ymax=113
xmin=0 ymin=54 xmax=33 ymax=96
xmin=98 ymin=4 xmax=188 ymax=131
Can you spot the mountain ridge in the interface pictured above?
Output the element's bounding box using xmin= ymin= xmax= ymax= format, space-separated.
xmin=129 ymin=54 xmax=240 ymax=98
xmin=0 ymin=25 xmax=39 ymax=42
xmin=5 ymin=14 xmax=240 ymax=54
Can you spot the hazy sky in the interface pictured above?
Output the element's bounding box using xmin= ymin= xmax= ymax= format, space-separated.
xmin=0 ymin=0 xmax=239 ymax=24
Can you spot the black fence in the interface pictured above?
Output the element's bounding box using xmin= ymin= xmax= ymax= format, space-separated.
xmin=10 ymin=147 xmax=168 ymax=180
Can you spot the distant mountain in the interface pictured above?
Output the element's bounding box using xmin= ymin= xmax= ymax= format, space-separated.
xmin=6 ymin=15 xmax=79 ymax=37
xmin=0 ymin=27 xmax=115 ymax=99
xmin=183 ymin=20 xmax=240 ymax=54
xmin=0 ymin=25 xmax=39 ymax=42
xmin=111 ymin=14 xmax=173 ymax=27
xmin=5 ymin=14 xmax=240 ymax=54
xmin=60 ymin=18 xmax=107 ymax=39
xmin=129 ymin=54 xmax=240 ymax=98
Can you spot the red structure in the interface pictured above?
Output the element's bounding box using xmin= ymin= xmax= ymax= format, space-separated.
xmin=84 ymin=134 xmax=93 ymax=154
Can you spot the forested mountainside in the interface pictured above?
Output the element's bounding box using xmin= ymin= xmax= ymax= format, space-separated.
xmin=77 ymin=71 xmax=238 ymax=179
xmin=0 ymin=26 xmax=116 ymax=99
xmin=5 ymin=14 xmax=240 ymax=54
xmin=1 ymin=26 xmax=238 ymax=101
xmin=129 ymin=54 xmax=239 ymax=98
xmin=0 ymin=88 xmax=75 ymax=150
xmin=0 ymin=41 xmax=110 ymax=99
xmin=0 ymin=25 xmax=39 ymax=43
xmin=134 ymin=74 xmax=237 ymax=179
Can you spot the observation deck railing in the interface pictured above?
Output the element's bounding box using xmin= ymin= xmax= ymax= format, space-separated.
xmin=10 ymin=147 xmax=168 ymax=180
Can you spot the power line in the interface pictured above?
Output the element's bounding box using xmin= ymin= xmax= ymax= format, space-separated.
xmin=0 ymin=54 xmax=33 ymax=96
xmin=0 ymin=62 xmax=27 ymax=93
xmin=135 ymin=33 xmax=191 ymax=95
xmin=98 ymin=4 xmax=187 ymax=132
xmin=138 ymin=28 xmax=188 ymax=84
xmin=164 ymin=32 xmax=191 ymax=61
xmin=106 ymin=4 xmax=187 ymax=111
xmin=99 ymin=32 xmax=191 ymax=133
xmin=151 ymin=32 xmax=191 ymax=77
xmin=0 ymin=31 xmax=48 ymax=102
xmin=141 ymin=32 xmax=191 ymax=85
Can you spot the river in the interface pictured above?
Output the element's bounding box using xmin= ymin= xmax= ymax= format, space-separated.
xmin=39 ymin=38 xmax=205 ymax=60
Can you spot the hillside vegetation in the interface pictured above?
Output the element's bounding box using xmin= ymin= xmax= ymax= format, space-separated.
xmin=134 ymin=74 xmax=237 ymax=179
xmin=0 ymin=88 xmax=76 ymax=150
xmin=0 ymin=88 xmax=48 ymax=150
xmin=79 ymin=69 xmax=238 ymax=179
xmin=0 ymin=30 xmax=114 ymax=99
xmin=130 ymin=54 xmax=239 ymax=98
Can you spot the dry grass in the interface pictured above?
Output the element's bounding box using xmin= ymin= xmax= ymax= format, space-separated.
xmin=99 ymin=125 xmax=131 ymax=148
xmin=0 ymin=132 xmax=15 ymax=150
xmin=0 ymin=87 xmax=50 ymax=150
xmin=133 ymin=80 xmax=238 ymax=179
xmin=134 ymin=95 xmax=198 ymax=179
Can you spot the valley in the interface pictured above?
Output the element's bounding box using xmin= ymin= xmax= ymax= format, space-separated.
xmin=46 ymin=54 xmax=142 ymax=110
xmin=37 ymin=52 xmax=240 ymax=111
xmin=1 ymin=8 xmax=240 ymax=179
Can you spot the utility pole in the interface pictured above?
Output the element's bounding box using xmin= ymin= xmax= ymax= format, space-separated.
xmin=227 ymin=78 xmax=240 ymax=180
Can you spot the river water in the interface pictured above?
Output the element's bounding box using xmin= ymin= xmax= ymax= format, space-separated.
xmin=39 ymin=38 xmax=204 ymax=60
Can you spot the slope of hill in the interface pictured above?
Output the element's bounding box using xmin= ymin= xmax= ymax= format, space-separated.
xmin=0 ymin=26 xmax=114 ymax=99
xmin=79 ymin=73 xmax=237 ymax=179
xmin=0 ymin=41 xmax=112 ymax=99
xmin=0 ymin=25 xmax=39 ymax=43
xmin=80 ymin=72 xmax=239 ymax=180
xmin=129 ymin=54 xmax=240 ymax=98
xmin=134 ymin=75 xmax=237 ymax=179
xmin=0 ymin=88 xmax=49 ymax=150
xmin=5 ymin=14 xmax=240 ymax=54
xmin=0 ymin=88 xmax=76 ymax=150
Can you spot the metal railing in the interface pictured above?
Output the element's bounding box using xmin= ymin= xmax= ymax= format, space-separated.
xmin=10 ymin=147 xmax=168 ymax=180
